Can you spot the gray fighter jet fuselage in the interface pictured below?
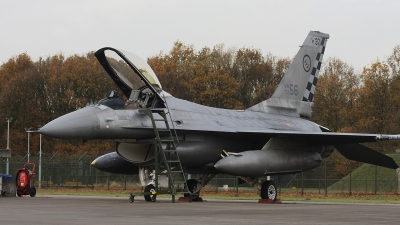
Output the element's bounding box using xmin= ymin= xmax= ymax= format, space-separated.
xmin=39 ymin=31 xmax=399 ymax=201
xmin=40 ymin=91 xmax=326 ymax=176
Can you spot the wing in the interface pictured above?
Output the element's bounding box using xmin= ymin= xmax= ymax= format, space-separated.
xmin=237 ymin=130 xmax=400 ymax=146
xmin=121 ymin=125 xmax=399 ymax=169
xmin=239 ymin=130 xmax=399 ymax=169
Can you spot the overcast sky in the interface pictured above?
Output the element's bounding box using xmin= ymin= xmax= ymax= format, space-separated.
xmin=1 ymin=0 xmax=399 ymax=73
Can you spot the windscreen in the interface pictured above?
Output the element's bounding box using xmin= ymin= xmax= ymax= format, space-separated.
xmin=104 ymin=50 xmax=162 ymax=91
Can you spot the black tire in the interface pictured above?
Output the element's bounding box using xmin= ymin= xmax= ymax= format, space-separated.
xmin=129 ymin=194 xmax=135 ymax=203
xmin=184 ymin=179 xmax=200 ymax=201
xmin=30 ymin=187 xmax=36 ymax=197
xmin=260 ymin=181 xmax=277 ymax=202
xmin=144 ymin=184 xmax=156 ymax=202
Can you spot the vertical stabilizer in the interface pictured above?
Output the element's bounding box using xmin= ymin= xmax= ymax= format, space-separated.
xmin=247 ymin=31 xmax=329 ymax=118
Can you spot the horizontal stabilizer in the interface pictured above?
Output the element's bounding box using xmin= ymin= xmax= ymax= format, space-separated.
xmin=335 ymin=143 xmax=399 ymax=169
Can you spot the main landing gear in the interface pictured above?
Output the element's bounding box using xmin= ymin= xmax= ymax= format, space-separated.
xmin=184 ymin=177 xmax=278 ymax=202
xmin=184 ymin=179 xmax=200 ymax=201
xmin=239 ymin=176 xmax=278 ymax=203
xmin=260 ymin=181 xmax=277 ymax=202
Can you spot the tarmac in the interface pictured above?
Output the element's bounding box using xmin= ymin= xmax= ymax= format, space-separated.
xmin=0 ymin=195 xmax=399 ymax=225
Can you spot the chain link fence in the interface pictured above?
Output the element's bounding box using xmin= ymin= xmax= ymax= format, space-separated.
xmin=1 ymin=153 xmax=399 ymax=195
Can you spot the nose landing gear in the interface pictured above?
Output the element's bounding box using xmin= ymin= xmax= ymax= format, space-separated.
xmin=144 ymin=184 xmax=157 ymax=202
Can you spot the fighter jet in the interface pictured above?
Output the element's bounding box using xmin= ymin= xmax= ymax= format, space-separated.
xmin=39 ymin=31 xmax=399 ymax=202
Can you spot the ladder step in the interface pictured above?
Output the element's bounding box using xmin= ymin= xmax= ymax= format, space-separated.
xmin=153 ymin=119 xmax=167 ymax=122
xmin=160 ymin=139 xmax=174 ymax=142
xmin=163 ymin=150 xmax=177 ymax=153
xmin=166 ymin=160 xmax=180 ymax=163
xmin=173 ymin=180 xmax=187 ymax=184
xmin=159 ymin=169 xmax=183 ymax=173
xmin=157 ymin=129 xmax=170 ymax=132
xmin=137 ymin=109 xmax=149 ymax=113
xmin=160 ymin=171 xmax=184 ymax=175
xmin=151 ymin=108 xmax=165 ymax=112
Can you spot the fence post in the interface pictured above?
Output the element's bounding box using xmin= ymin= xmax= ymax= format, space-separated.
xmin=215 ymin=175 xmax=218 ymax=192
xmin=91 ymin=159 xmax=95 ymax=189
xmin=124 ymin=174 xmax=126 ymax=190
xmin=75 ymin=161 xmax=78 ymax=189
xmin=390 ymin=178 xmax=392 ymax=192
xmin=236 ymin=177 xmax=238 ymax=195
xmin=397 ymin=168 xmax=400 ymax=194
xmin=318 ymin=180 xmax=320 ymax=194
xmin=349 ymin=160 xmax=352 ymax=195
xmin=60 ymin=162 xmax=62 ymax=187
xmin=301 ymin=172 xmax=304 ymax=196
xmin=94 ymin=162 xmax=97 ymax=188
xmin=86 ymin=160 xmax=90 ymax=187
xmin=107 ymin=173 xmax=110 ymax=190
xmin=375 ymin=165 xmax=377 ymax=194
xmin=324 ymin=160 xmax=327 ymax=196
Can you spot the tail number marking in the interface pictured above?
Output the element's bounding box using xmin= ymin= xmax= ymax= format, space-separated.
xmin=284 ymin=84 xmax=298 ymax=96
xmin=311 ymin=37 xmax=321 ymax=46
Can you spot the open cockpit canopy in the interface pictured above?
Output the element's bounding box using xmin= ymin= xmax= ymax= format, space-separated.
xmin=94 ymin=47 xmax=164 ymax=105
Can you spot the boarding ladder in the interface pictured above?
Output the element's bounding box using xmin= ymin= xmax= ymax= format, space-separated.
xmin=138 ymin=108 xmax=191 ymax=203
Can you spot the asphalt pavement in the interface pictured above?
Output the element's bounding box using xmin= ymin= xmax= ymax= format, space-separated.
xmin=0 ymin=195 xmax=399 ymax=225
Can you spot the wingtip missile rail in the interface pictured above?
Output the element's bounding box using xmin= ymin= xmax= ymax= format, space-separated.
xmin=376 ymin=135 xmax=400 ymax=141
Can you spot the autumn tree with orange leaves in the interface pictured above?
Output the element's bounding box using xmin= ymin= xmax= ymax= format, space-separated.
xmin=0 ymin=53 xmax=117 ymax=157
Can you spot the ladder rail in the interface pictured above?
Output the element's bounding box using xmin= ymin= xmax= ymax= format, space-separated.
xmin=138 ymin=108 xmax=191 ymax=202
xmin=162 ymin=92 xmax=180 ymax=147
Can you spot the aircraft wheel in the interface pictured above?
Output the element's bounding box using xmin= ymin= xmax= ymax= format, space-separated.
xmin=17 ymin=191 xmax=22 ymax=197
xmin=184 ymin=179 xmax=200 ymax=201
xmin=30 ymin=187 xmax=36 ymax=197
xmin=261 ymin=181 xmax=277 ymax=202
xmin=144 ymin=184 xmax=156 ymax=202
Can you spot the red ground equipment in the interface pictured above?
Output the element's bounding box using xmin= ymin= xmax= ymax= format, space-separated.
xmin=16 ymin=163 xmax=36 ymax=197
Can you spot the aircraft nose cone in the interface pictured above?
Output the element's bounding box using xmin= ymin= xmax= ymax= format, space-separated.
xmin=40 ymin=107 xmax=100 ymax=139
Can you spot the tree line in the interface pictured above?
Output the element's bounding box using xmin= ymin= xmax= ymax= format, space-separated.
xmin=0 ymin=42 xmax=399 ymax=165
